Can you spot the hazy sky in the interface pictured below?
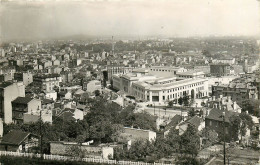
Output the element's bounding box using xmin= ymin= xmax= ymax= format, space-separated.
xmin=0 ymin=0 xmax=260 ymax=41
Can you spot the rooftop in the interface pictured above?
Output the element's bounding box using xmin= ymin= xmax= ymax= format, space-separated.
xmin=12 ymin=97 xmax=33 ymax=104
xmin=0 ymin=130 xmax=31 ymax=145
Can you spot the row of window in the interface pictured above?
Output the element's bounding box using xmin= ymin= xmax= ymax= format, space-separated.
xmin=163 ymin=82 xmax=204 ymax=93
xmin=150 ymin=69 xmax=177 ymax=74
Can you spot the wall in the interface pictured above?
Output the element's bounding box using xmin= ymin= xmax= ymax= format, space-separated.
xmin=27 ymin=99 xmax=41 ymax=114
xmin=0 ymin=118 xmax=3 ymax=137
xmin=3 ymin=82 xmax=25 ymax=124
xmin=23 ymin=73 xmax=33 ymax=86
xmin=124 ymin=127 xmax=156 ymax=142
xmin=50 ymin=142 xmax=113 ymax=159
xmin=87 ymin=80 xmax=101 ymax=93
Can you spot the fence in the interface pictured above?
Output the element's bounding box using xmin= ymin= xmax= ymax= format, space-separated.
xmin=0 ymin=151 xmax=174 ymax=165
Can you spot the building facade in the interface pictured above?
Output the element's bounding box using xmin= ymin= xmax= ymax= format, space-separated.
xmin=210 ymin=64 xmax=232 ymax=76
xmin=0 ymin=82 xmax=25 ymax=124
xmin=33 ymin=74 xmax=62 ymax=92
xmin=14 ymin=72 xmax=33 ymax=86
xmin=132 ymin=78 xmax=208 ymax=103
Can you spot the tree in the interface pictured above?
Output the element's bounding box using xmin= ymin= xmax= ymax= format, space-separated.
xmin=201 ymin=101 xmax=205 ymax=107
xmin=229 ymin=115 xmax=241 ymax=141
xmin=183 ymin=95 xmax=190 ymax=106
xmin=200 ymin=128 xmax=219 ymax=148
xmin=66 ymin=145 xmax=86 ymax=160
xmin=188 ymin=108 xmax=196 ymax=117
xmin=94 ymin=90 xmax=101 ymax=96
xmin=168 ymin=101 xmax=174 ymax=107
xmin=178 ymin=97 xmax=183 ymax=106
xmin=179 ymin=125 xmax=200 ymax=157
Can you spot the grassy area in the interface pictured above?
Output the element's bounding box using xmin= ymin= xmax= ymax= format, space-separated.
xmin=0 ymin=156 xmax=105 ymax=165
xmin=208 ymin=147 xmax=260 ymax=165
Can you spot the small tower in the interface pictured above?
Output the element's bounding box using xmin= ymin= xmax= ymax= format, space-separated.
xmin=112 ymin=36 xmax=115 ymax=56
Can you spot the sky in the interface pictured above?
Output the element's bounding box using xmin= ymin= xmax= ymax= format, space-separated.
xmin=0 ymin=0 xmax=260 ymax=41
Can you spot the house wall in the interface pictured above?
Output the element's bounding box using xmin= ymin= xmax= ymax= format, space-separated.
xmin=50 ymin=142 xmax=113 ymax=159
xmin=23 ymin=73 xmax=33 ymax=86
xmin=87 ymin=80 xmax=101 ymax=93
xmin=124 ymin=127 xmax=156 ymax=142
xmin=0 ymin=118 xmax=3 ymax=137
xmin=1 ymin=82 xmax=25 ymax=124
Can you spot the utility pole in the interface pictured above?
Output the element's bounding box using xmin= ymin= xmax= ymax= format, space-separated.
xmin=222 ymin=111 xmax=226 ymax=165
xmin=154 ymin=103 xmax=155 ymax=115
xmin=39 ymin=107 xmax=43 ymax=158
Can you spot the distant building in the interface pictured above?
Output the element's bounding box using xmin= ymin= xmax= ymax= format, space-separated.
xmin=210 ymin=64 xmax=233 ymax=76
xmin=0 ymin=82 xmax=25 ymax=124
xmin=212 ymin=58 xmax=236 ymax=65
xmin=149 ymin=66 xmax=187 ymax=77
xmin=107 ymin=65 xmax=136 ymax=81
xmin=33 ymin=74 xmax=61 ymax=92
xmin=14 ymin=72 xmax=33 ymax=86
xmin=86 ymin=80 xmax=101 ymax=93
xmin=212 ymin=81 xmax=258 ymax=103
xmin=176 ymin=70 xmax=205 ymax=79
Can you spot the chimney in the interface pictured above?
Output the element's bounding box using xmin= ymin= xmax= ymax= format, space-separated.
xmin=233 ymin=101 xmax=237 ymax=110
xmin=228 ymin=96 xmax=232 ymax=102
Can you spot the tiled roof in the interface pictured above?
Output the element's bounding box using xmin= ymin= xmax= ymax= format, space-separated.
xmin=206 ymin=108 xmax=235 ymax=123
xmin=0 ymin=82 xmax=13 ymax=88
xmin=165 ymin=115 xmax=182 ymax=130
xmin=0 ymin=130 xmax=30 ymax=145
xmin=42 ymin=98 xmax=54 ymax=105
xmin=12 ymin=97 xmax=33 ymax=104
xmin=187 ymin=116 xmax=202 ymax=128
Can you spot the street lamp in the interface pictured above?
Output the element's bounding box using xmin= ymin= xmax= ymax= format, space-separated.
xmin=153 ymin=103 xmax=155 ymax=116
xmin=37 ymin=106 xmax=43 ymax=158
xmin=222 ymin=111 xmax=226 ymax=165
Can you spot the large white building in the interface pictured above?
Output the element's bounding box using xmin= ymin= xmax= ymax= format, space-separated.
xmin=132 ymin=78 xmax=208 ymax=103
xmin=112 ymin=72 xmax=208 ymax=103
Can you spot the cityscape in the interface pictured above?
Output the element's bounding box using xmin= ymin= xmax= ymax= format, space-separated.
xmin=0 ymin=0 xmax=259 ymax=165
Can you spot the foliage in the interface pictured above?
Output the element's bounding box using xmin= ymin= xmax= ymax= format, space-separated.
xmin=0 ymin=155 xmax=102 ymax=165
xmin=229 ymin=115 xmax=241 ymax=141
xmin=168 ymin=101 xmax=174 ymax=107
xmin=200 ymin=128 xmax=219 ymax=148
xmin=178 ymin=97 xmax=183 ymax=106
xmin=183 ymin=95 xmax=190 ymax=106
xmin=66 ymin=145 xmax=86 ymax=159
xmin=179 ymin=125 xmax=200 ymax=157
xmin=94 ymin=90 xmax=101 ymax=96
xmin=188 ymin=108 xmax=196 ymax=118
xmin=241 ymin=99 xmax=260 ymax=117
xmin=176 ymin=155 xmax=202 ymax=165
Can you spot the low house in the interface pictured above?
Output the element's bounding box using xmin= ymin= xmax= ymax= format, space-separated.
xmin=41 ymin=98 xmax=54 ymax=110
xmin=0 ymin=130 xmax=38 ymax=152
xmin=50 ymin=141 xmax=113 ymax=159
xmin=160 ymin=115 xmax=182 ymax=137
xmin=12 ymin=97 xmax=41 ymax=124
xmin=119 ymin=127 xmax=156 ymax=144
xmin=178 ymin=115 xmax=204 ymax=135
xmin=58 ymin=91 xmax=72 ymax=100
xmin=56 ymin=108 xmax=84 ymax=121
xmin=205 ymin=108 xmax=237 ymax=141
